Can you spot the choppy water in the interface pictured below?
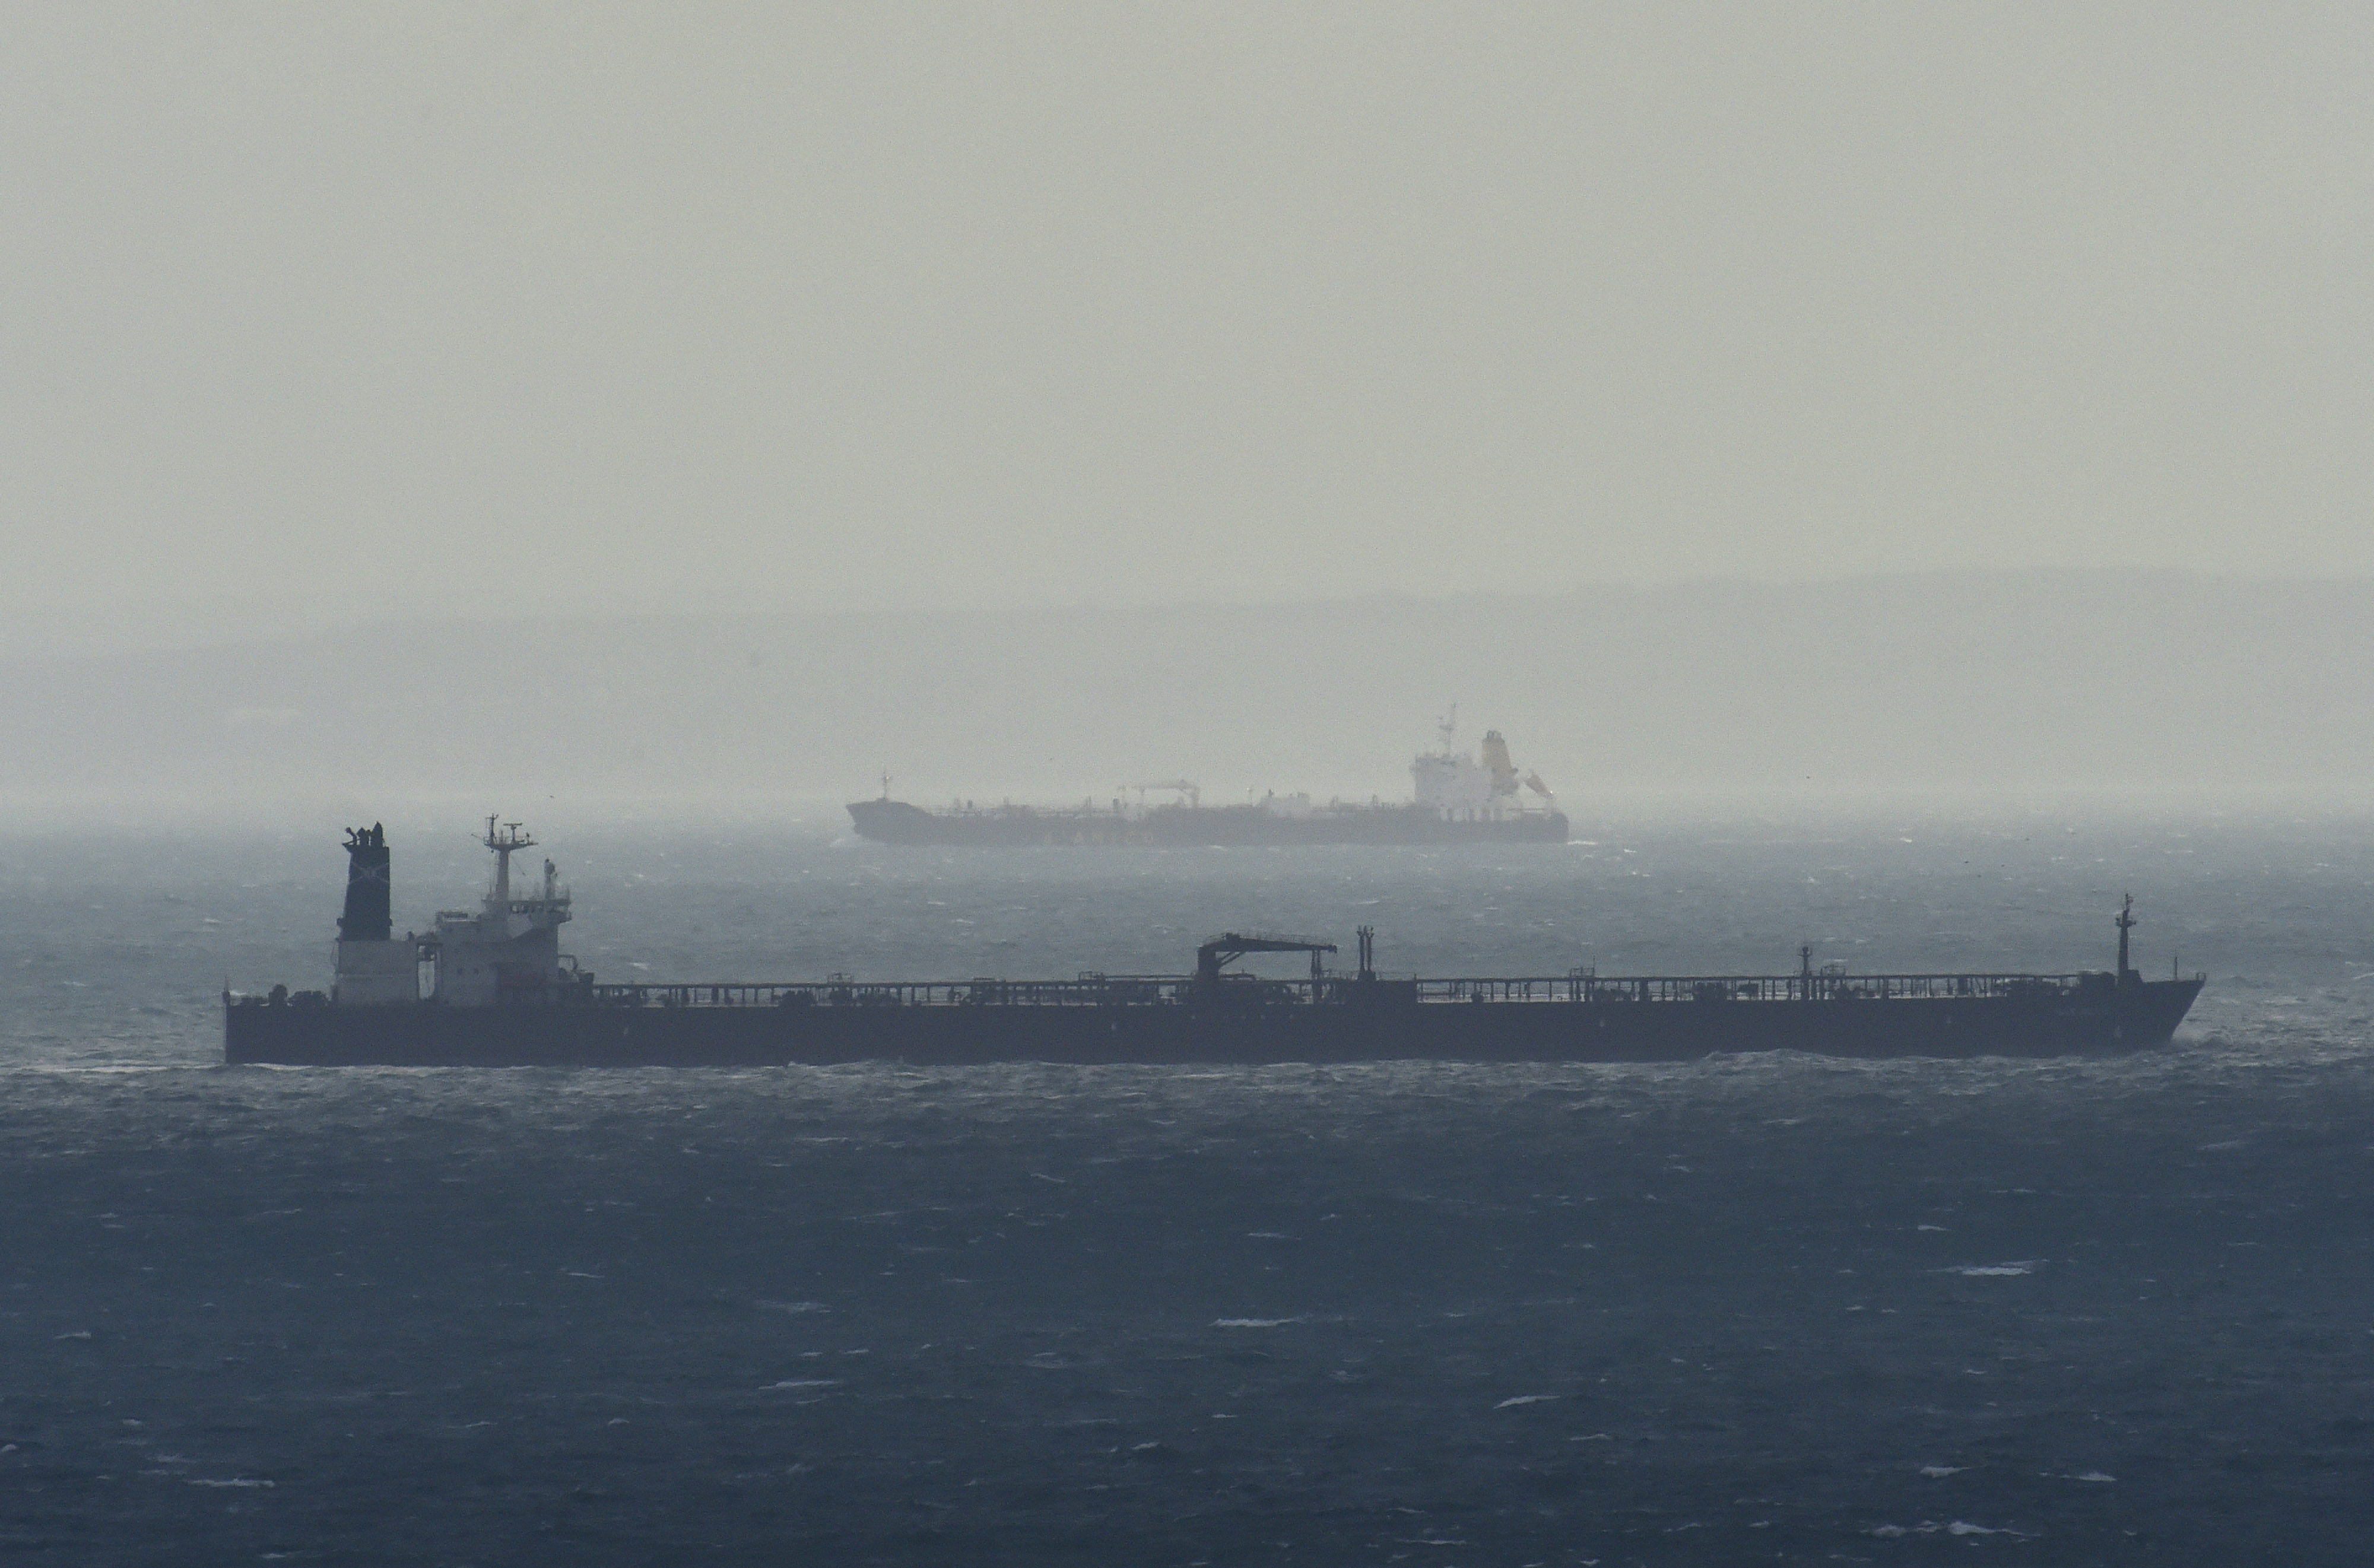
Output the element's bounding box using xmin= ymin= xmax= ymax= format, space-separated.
xmin=4 ymin=810 xmax=2372 ymax=1564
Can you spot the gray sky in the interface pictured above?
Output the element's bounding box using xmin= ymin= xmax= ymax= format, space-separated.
xmin=5 ymin=4 xmax=2368 ymax=638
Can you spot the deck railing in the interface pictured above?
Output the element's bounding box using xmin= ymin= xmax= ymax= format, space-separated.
xmin=580 ymin=971 xmax=2107 ymax=1011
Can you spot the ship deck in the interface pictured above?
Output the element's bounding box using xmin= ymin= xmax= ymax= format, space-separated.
xmin=577 ymin=970 xmax=2127 ymax=1010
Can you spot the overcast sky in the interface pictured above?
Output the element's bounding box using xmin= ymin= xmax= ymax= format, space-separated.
xmin=5 ymin=4 xmax=2368 ymax=637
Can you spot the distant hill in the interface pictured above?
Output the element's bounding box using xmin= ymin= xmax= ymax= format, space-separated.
xmin=4 ymin=572 xmax=2369 ymax=809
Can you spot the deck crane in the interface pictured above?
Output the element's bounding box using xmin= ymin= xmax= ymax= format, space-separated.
xmin=1196 ymin=932 xmax=1339 ymax=985
xmin=1129 ymin=780 xmax=1201 ymax=808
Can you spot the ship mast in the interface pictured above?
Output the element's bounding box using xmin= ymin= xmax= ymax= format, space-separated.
xmin=2115 ymin=893 xmax=2137 ymax=983
xmin=484 ymin=816 xmax=535 ymax=913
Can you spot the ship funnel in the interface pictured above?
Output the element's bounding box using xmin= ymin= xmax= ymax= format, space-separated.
xmin=1480 ymin=731 xmax=1518 ymax=792
xmin=338 ymin=824 xmax=392 ymax=942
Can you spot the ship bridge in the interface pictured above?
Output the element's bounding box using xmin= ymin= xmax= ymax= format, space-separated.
xmin=424 ymin=818 xmax=577 ymax=1005
xmin=1410 ymin=708 xmax=1559 ymax=823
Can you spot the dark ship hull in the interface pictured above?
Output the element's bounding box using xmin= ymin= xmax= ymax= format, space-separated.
xmin=227 ymin=972 xmax=2202 ymax=1068
xmin=848 ymin=798 xmax=1570 ymax=847
xmin=236 ymin=824 xmax=2203 ymax=1068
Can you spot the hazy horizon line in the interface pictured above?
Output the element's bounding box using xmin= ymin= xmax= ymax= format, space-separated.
xmin=7 ymin=780 xmax=2374 ymax=835
xmin=12 ymin=563 xmax=2373 ymax=662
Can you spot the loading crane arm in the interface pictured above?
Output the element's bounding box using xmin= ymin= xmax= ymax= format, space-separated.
xmin=1196 ymin=932 xmax=1339 ymax=983
xmin=1129 ymin=779 xmax=1201 ymax=809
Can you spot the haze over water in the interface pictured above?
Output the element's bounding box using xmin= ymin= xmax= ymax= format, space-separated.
xmin=4 ymin=809 xmax=2369 ymax=1563
xmin=5 ymin=4 xmax=2372 ymax=1561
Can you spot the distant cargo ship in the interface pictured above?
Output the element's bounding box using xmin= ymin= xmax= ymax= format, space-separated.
xmin=848 ymin=714 xmax=1569 ymax=846
xmin=224 ymin=822 xmax=2204 ymax=1067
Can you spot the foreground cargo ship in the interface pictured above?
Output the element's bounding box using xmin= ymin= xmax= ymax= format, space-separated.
xmin=224 ymin=821 xmax=2204 ymax=1067
xmin=849 ymin=715 xmax=1569 ymax=845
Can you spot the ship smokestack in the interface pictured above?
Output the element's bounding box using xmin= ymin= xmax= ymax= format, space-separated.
xmin=338 ymin=824 xmax=392 ymax=942
xmin=332 ymin=823 xmax=416 ymax=1005
xmin=1480 ymin=729 xmax=1517 ymax=792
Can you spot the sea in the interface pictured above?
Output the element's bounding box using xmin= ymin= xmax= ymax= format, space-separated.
xmin=2 ymin=805 xmax=2370 ymax=1566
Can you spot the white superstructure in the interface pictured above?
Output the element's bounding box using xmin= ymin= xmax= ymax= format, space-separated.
xmin=424 ymin=819 xmax=576 ymax=1005
xmin=333 ymin=939 xmax=417 ymax=1005
xmin=1409 ymin=708 xmax=1560 ymax=823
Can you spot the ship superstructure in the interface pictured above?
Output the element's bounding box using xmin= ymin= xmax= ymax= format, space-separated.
xmin=231 ymin=823 xmax=2204 ymax=1067
xmin=1409 ymin=707 xmax=1561 ymax=824
xmin=846 ymin=714 xmax=1569 ymax=846
xmin=325 ymin=817 xmax=581 ymax=1007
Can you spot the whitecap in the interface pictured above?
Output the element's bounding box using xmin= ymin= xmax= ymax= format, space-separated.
xmin=1496 ymin=1394 xmax=1559 ymax=1408
xmin=1919 ymin=1465 xmax=1964 ymax=1477
xmin=1213 ymin=1317 xmax=1299 ymax=1328
xmin=1871 ymin=1520 xmax=2026 ymax=1538
xmin=763 ymin=1378 xmax=840 ymax=1390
